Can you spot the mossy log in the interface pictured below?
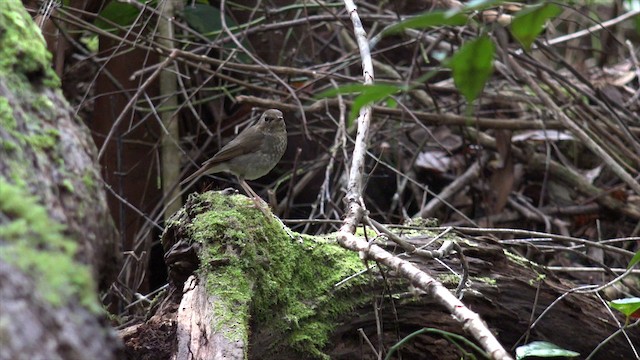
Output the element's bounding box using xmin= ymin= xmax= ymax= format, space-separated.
xmin=0 ymin=1 xmax=122 ymax=359
xmin=123 ymin=191 xmax=637 ymax=360
xmin=157 ymin=192 xmax=369 ymax=359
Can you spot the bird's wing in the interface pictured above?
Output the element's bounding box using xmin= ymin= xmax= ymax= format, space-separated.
xmin=201 ymin=127 xmax=263 ymax=166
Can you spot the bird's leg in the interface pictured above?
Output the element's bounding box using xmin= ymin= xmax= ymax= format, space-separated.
xmin=238 ymin=178 xmax=297 ymax=240
xmin=238 ymin=178 xmax=298 ymax=240
xmin=238 ymin=177 xmax=262 ymax=203
xmin=238 ymin=177 xmax=270 ymax=216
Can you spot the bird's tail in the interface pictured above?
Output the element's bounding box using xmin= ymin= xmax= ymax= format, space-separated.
xmin=180 ymin=166 xmax=206 ymax=186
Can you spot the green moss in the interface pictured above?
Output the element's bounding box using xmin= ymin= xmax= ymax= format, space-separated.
xmin=504 ymin=249 xmax=546 ymax=282
xmin=0 ymin=97 xmax=16 ymax=129
xmin=0 ymin=177 xmax=99 ymax=312
xmin=504 ymin=249 xmax=533 ymax=267
xmin=204 ymin=265 xmax=252 ymax=341
xmin=2 ymin=141 xmax=16 ymax=152
xmin=0 ymin=1 xmax=60 ymax=87
xmin=0 ymin=1 xmax=96 ymax=311
xmin=404 ymin=217 xmax=439 ymax=227
xmin=187 ymin=192 xmax=369 ymax=358
xmin=3 ymin=88 xmax=61 ymax=148
xmin=2 ymin=123 xmax=59 ymax=152
xmin=62 ymin=178 xmax=74 ymax=192
xmin=438 ymin=273 xmax=461 ymax=286
xmin=26 ymin=131 xmax=58 ymax=150
xmin=529 ymin=273 xmax=546 ymax=286
xmin=0 ymin=5 xmax=62 ymax=155
xmin=1 ymin=139 xmax=17 ymax=152
xmin=82 ymin=171 xmax=96 ymax=190
xmin=354 ymin=226 xmax=377 ymax=238
xmin=474 ymin=276 xmax=497 ymax=286
xmin=33 ymin=94 xmax=55 ymax=112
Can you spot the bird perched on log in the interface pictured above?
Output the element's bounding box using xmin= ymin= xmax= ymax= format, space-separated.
xmin=181 ymin=109 xmax=287 ymax=211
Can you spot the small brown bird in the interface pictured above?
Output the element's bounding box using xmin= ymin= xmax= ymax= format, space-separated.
xmin=181 ymin=109 xmax=287 ymax=205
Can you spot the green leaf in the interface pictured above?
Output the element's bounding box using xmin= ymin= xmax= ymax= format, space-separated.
xmin=511 ymin=3 xmax=562 ymax=51
xmin=94 ymin=0 xmax=148 ymax=31
xmin=448 ymin=36 xmax=494 ymax=103
xmin=385 ymin=97 xmax=398 ymax=109
xmin=383 ymin=11 xmax=468 ymax=35
xmin=80 ymin=34 xmax=99 ymax=53
xmin=315 ymin=84 xmax=379 ymax=98
xmin=316 ymin=83 xmax=404 ymax=126
xmin=182 ymin=4 xmax=236 ymax=41
xmin=382 ymin=0 xmax=511 ymax=36
xmin=384 ymin=327 xmax=489 ymax=360
xmin=349 ymin=86 xmax=400 ymax=124
xmin=181 ymin=4 xmax=249 ymax=62
xmin=609 ymin=298 xmax=640 ymax=318
xmin=459 ymin=0 xmax=506 ymax=12
xmin=629 ymin=250 xmax=640 ymax=269
xmin=515 ymin=341 xmax=580 ymax=359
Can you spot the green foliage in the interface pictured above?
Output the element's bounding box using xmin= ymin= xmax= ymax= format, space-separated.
xmin=609 ymin=297 xmax=640 ymax=319
xmin=510 ymin=3 xmax=562 ymax=51
xmin=447 ymin=36 xmax=495 ymax=103
xmin=80 ymin=34 xmax=99 ymax=53
xmin=320 ymin=1 xmax=534 ymax=118
xmin=316 ymin=39 xmax=496 ymax=121
xmin=515 ymin=341 xmax=580 ymax=359
xmin=94 ymin=0 xmax=149 ymax=31
xmin=382 ymin=11 xmax=468 ymax=35
xmin=462 ymin=0 xmax=507 ymax=11
xmin=316 ymin=84 xmax=405 ymax=126
xmin=382 ymin=0 xmax=508 ymax=35
xmin=385 ymin=328 xmax=490 ymax=360
xmin=182 ymin=3 xmax=229 ymax=40
xmin=628 ymin=250 xmax=640 ymax=269
xmin=181 ymin=3 xmax=249 ymax=61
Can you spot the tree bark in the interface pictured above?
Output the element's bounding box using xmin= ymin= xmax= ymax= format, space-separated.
xmin=0 ymin=1 xmax=122 ymax=358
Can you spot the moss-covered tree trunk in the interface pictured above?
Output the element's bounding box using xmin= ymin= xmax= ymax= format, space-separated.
xmin=0 ymin=1 xmax=122 ymax=358
xmin=123 ymin=192 xmax=638 ymax=360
